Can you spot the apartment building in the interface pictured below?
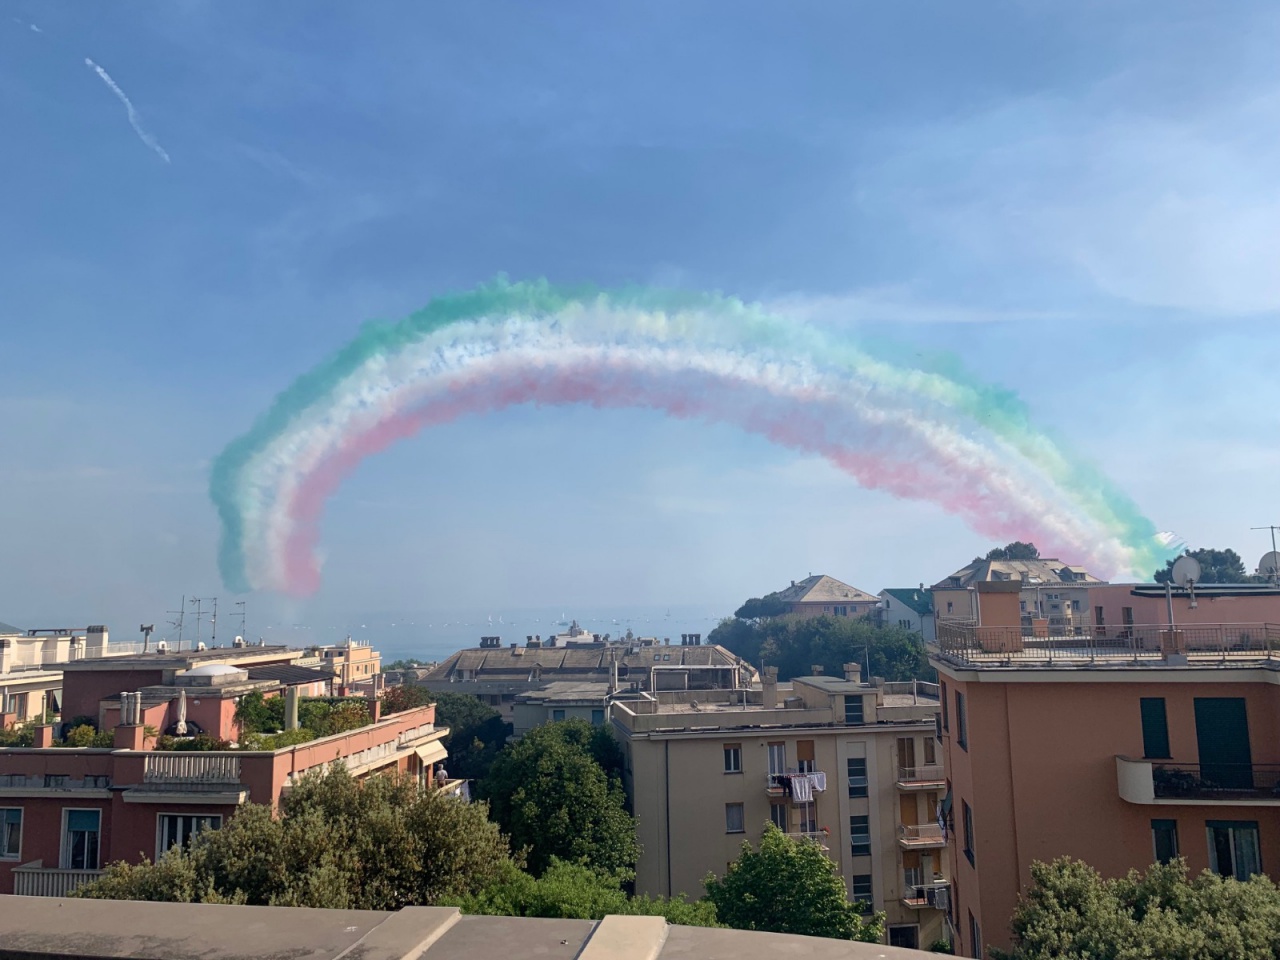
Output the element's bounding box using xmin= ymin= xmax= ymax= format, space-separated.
xmin=2 ymin=626 xmax=116 ymax=725
xmin=613 ymin=665 xmax=948 ymax=952
xmin=0 ymin=648 xmax=451 ymax=898
xmin=932 ymin=579 xmax=1280 ymax=958
xmin=773 ymin=575 xmax=880 ymax=619
xmin=931 ymin=558 xmax=1103 ymax=631
xmin=879 ymin=589 xmax=936 ymax=642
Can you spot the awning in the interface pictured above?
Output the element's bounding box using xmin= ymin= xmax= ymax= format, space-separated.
xmin=414 ymin=741 xmax=449 ymax=766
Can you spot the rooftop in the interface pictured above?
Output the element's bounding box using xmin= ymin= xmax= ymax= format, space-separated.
xmin=0 ymin=897 xmax=931 ymax=960
xmin=880 ymin=588 xmax=934 ymax=617
xmin=776 ymin=575 xmax=878 ymax=605
xmin=423 ymin=642 xmax=749 ymax=682
xmin=59 ymin=645 xmax=299 ymax=671
xmin=933 ymin=557 xmax=1104 ymax=589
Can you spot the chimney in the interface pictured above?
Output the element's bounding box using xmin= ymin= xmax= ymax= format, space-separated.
xmin=114 ymin=723 xmax=148 ymax=750
xmin=811 ymin=664 xmax=824 ymax=676
xmin=284 ymin=686 xmax=300 ymax=731
xmin=33 ymin=724 xmax=55 ymax=748
xmin=762 ymin=667 xmax=779 ymax=709
xmin=843 ymin=662 xmax=861 ymax=683
xmin=610 ymin=657 xmax=619 ymax=695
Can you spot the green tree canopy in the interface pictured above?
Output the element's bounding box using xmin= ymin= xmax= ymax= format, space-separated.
xmin=982 ymin=541 xmax=1041 ymax=561
xmin=708 ymin=613 xmax=933 ymax=682
xmin=734 ymin=593 xmax=790 ymax=621
xmin=380 ymin=688 xmax=512 ymax=782
xmin=704 ymin=824 xmax=884 ymax=941
xmin=75 ymin=766 xmax=512 ymax=909
xmin=1153 ymin=547 xmax=1257 ymax=585
xmin=996 ymin=857 xmax=1280 ymax=960
xmin=445 ymin=858 xmax=719 ymax=926
xmin=480 ymin=719 xmax=638 ymax=876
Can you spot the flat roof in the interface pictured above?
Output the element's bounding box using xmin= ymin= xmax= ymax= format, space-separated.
xmin=59 ymin=646 xmax=299 ymax=671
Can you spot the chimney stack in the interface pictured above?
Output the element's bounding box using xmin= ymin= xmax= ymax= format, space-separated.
xmin=762 ymin=667 xmax=779 ymax=709
xmin=284 ymin=685 xmax=300 ymax=731
xmin=811 ymin=664 xmax=824 ymax=676
xmin=843 ymin=662 xmax=861 ymax=683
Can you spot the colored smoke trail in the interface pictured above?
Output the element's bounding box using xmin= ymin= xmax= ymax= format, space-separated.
xmin=211 ymin=279 xmax=1173 ymax=595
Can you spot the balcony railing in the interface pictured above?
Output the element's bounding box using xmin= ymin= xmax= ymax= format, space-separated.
xmin=937 ymin=620 xmax=1280 ymax=666
xmin=143 ymin=753 xmax=241 ymax=784
xmin=1118 ymin=757 xmax=1280 ymax=804
xmin=898 ymin=823 xmax=946 ymax=847
xmin=765 ymin=771 xmax=827 ymax=800
xmin=902 ymin=879 xmax=951 ymax=910
xmin=12 ymin=861 xmax=103 ymax=897
xmin=897 ymin=764 xmax=946 ymax=788
xmin=786 ymin=830 xmax=831 ymax=850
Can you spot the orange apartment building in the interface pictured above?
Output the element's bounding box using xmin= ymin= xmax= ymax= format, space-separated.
xmin=932 ymin=579 xmax=1280 ymax=957
xmin=0 ymin=646 xmax=450 ymax=897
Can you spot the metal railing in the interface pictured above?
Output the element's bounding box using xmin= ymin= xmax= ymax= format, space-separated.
xmin=1152 ymin=762 xmax=1280 ymax=801
xmin=897 ymin=764 xmax=946 ymax=784
xmin=766 ymin=770 xmax=827 ymax=798
xmin=937 ymin=620 xmax=1280 ymax=665
xmin=902 ymin=879 xmax=951 ymax=909
xmin=143 ymin=753 xmax=241 ymax=783
xmin=899 ymin=823 xmax=945 ymax=844
xmin=786 ymin=830 xmax=831 ymax=849
xmin=12 ymin=862 xmax=103 ymax=897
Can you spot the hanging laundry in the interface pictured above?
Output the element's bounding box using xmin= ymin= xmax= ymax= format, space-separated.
xmin=791 ymin=774 xmax=814 ymax=803
xmin=811 ymin=771 xmax=827 ymax=792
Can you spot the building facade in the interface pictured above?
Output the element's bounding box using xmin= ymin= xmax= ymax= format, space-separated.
xmin=773 ymin=575 xmax=880 ymax=619
xmin=932 ymin=580 xmax=1280 ymax=958
xmin=931 ymin=558 xmax=1103 ymax=633
xmin=879 ymin=589 xmax=937 ymax=642
xmin=613 ymin=666 xmax=949 ymax=952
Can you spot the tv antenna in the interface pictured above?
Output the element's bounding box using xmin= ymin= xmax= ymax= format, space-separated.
xmin=190 ymin=597 xmax=219 ymax=646
xmin=234 ymin=601 xmax=246 ymax=640
xmin=167 ymin=596 xmax=186 ymax=645
xmin=1253 ymin=525 xmax=1280 ymax=584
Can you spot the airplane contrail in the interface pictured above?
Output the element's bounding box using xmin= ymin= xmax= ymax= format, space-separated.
xmin=84 ymin=57 xmax=171 ymax=163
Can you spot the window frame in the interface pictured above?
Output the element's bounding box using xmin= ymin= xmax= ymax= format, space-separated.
xmin=1207 ymin=820 xmax=1262 ymax=880
xmin=844 ymin=695 xmax=865 ymax=725
xmin=769 ymin=802 xmax=788 ymax=830
xmin=1152 ymin=818 xmax=1179 ymax=864
xmin=962 ymin=800 xmax=975 ymax=867
xmin=1140 ymin=697 xmax=1171 ymax=759
xmin=723 ymin=743 xmax=743 ymax=774
xmin=590 ymin=708 xmax=605 ymax=726
xmin=1 ymin=807 xmax=22 ymax=861
xmin=61 ymin=807 xmax=102 ymax=871
xmin=940 ymin=681 xmax=949 ymax=731
xmin=849 ymin=814 xmax=871 ymax=857
xmin=551 ymin=708 xmax=566 ymax=722
xmin=847 ymin=757 xmax=869 ymax=798
xmin=725 ymin=802 xmax=745 ymax=834
xmin=156 ymin=812 xmax=223 ymax=860
xmin=955 ymin=690 xmax=968 ymax=751
xmin=851 ymin=873 xmax=873 ymax=906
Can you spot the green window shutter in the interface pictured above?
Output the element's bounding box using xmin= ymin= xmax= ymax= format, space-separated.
xmin=1140 ymin=698 xmax=1170 ymax=759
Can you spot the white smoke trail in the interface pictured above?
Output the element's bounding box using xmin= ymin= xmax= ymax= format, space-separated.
xmin=84 ymin=58 xmax=171 ymax=164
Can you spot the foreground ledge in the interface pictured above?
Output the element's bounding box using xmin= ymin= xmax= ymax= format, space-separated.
xmin=0 ymin=896 xmax=932 ymax=959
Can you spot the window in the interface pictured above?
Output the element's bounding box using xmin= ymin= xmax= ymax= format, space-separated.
xmin=797 ymin=740 xmax=815 ymax=773
xmin=62 ymin=809 xmax=101 ymax=870
xmin=767 ymin=742 xmax=786 ymax=776
xmin=955 ymin=691 xmax=968 ymax=750
xmin=1207 ymin=821 xmax=1261 ymax=880
xmin=968 ymin=911 xmax=983 ymax=960
xmin=946 ymin=601 xmax=954 ymax=613
xmin=723 ymin=744 xmax=742 ymax=774
xmin=941 ymin=681 xmax=949 ymax=730
xmin=725 ymin=802 xmax=745 ymax=833
xmin=1072 ymin=599 xmax=1082 ymax=612
xmin=962 ymin=800 xmax=975 ymax=866
xmin=1152 ymin=819 xmax=1179 ymax=864
xmin=44 ymin=775 xmax=68 ymax=788
xmin=844 ymin=695 xmax=865 ymax=725
xmin=851 ymin=873 xmax=873 ymax=905
xmin=770 ymin=803 xmax=788 ymax=830
xmin=847 ymin=758 xmax=868 ymax=798
xmin=924 ymin=736 xmax=937 ymax=765
xmin=850 ymin=814 xmax=871 ymax=856
xmin=1 ymin=808 xmax=21 ymax=860
xmin=590 ymin=709 xmax=605 ymax=725
xmin=158 ymin=814 xmax=221 ymax=857
xmin=899 ymin=618 xmax=912 ymax=629
xmin=889 ymin=926 xmax=920 ymax=950
xmin=84 ymin=775 xmax=111 ymax=789
xmin=1140 ymin=698 xmax=1170 ymax=759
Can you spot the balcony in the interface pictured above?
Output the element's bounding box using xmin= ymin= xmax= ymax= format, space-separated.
xmin=765 ymin=771 xmax=827 ymax=801
xmin=901 ymin=879 xmax=951 ymax=910
xmin=896 ymin=764 xmax=947 ymax=790
xmin=897 ymin=823 xmax=946 ymax=849
xmin=11 ymin=861 xmax=103 ymax=897
xmin=1117 ymin=757 xmax=1280 ymax=806
xmin=936 ymin=620 xmax=1280 ymax=668
xmin=785 ymin=830 xmax=831 ymax=852
xmin=143 ymin=753 xmax=241 ymax=784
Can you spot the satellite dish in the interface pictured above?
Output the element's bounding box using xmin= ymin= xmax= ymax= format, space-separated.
xmin=1259 ymin=552 xmax=1280 ymax=578
xmin=1171 ymin=555 xmax=1202 ymax=587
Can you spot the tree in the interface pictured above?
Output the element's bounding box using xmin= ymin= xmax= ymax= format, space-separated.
xmin=414 ymin=691 xmax=511 ymax=782
xmin=983 ymin=541 xmax=1040 ymax=561
xmin=1153 ymin=547 xmax=1256 ymax=585
xmin=734 ymin=592 xmax=790 ymax=621
xmin=995 ymin=857 xmax=1280 ymax=960
xmin=704 ymin=824 xmax=884 ymax=941
xmin=480 ymin=720 xmax=638 ymax=876
xmin=381 ymin=683 xmax=434 ymax=715
xmin=75 ymin=766 xmax=512 ymax=909
xmin=445 ymin=858 xmax=720 ymax=926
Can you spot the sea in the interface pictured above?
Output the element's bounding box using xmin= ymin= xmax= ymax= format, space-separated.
xmin=251 ymin=603 xmax=733 ymax=666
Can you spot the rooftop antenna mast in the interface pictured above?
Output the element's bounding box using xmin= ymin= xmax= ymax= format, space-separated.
xmin=234 ymin=601 xmax=246 ymax=640
xmin=1252 ymin=525 xmax=1280 ymax=585
xmin=166 ymin=596 xmax=187 ymax=645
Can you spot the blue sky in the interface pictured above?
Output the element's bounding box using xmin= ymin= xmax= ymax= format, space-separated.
xmin=2 ymin=2 xmax=1279 ymax=643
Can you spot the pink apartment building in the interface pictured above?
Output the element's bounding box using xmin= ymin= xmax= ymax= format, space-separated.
xmin=933 ymin=580 xmax=1280 ymax=957
xmin=0 ymin=647 xmax=449 ymax=897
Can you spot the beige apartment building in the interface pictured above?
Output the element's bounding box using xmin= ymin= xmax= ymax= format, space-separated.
xmin=613 ymin=665 xmax=949 ymax=952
